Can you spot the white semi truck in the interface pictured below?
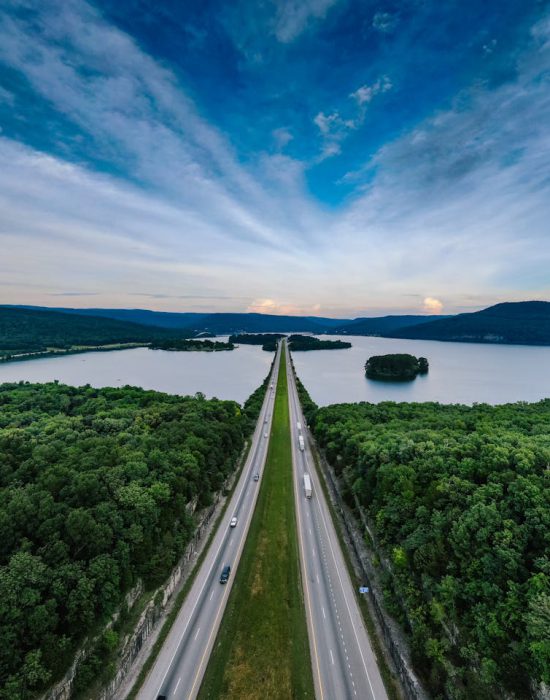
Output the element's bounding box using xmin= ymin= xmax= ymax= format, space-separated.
xmin=296 ymin=421 xmax=302 ymax=432
xmin=298 ymin=435 xmax=305 ymax=451
xmin=303 ymin=473 xmax=312 ymax=498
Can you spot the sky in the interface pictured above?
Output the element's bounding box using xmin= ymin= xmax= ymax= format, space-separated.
xmin=0 ymin=0 xmax=549 ymax=319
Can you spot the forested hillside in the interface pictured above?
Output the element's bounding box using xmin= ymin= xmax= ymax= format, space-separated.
xmin=312 ymin=400 xmax=550 ymax=699
xmin=0 ymin=382 xmax=250 ymax=698
xmin=0 ymin=307 xmax=192 ymax=359
xmin=334 ymin=314 xmax=450 ymax=335
xmin=388 ymin=301 xmax=550 ymax=345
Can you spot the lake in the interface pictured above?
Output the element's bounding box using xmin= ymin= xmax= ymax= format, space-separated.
xmin=290 ymin=335 xmax=550 ymax=406
xmin=1 ymin=335 xmax=549 ymax=406
xmin=0 ymin=344 xmax=273 ymax=405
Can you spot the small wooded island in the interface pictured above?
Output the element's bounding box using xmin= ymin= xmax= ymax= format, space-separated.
xmin=228 ymin=333 xmax=352 ymax=351
xmin=365 ymin=353 xmax=429 ymax=380
xmin=150 ymin=338 xmax=234 ymax=351
xmin=288 ymin=334 xmax=352 ymax=351
xmin=229 ymin=333 xmax=284 ymax=351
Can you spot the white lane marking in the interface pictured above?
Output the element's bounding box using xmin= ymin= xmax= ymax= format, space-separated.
xmin=322 ymin=606 xmax=326 ymax=620
xmin=312 ymin=461 xmax=378 ymax=700
xmin=194 ymin=627 xmax=201 ymax=641
xmin=330 ymin=649 xmax=335 ymax=665
xmin=174 ymin=677 xmax=181 ymax=693
xmin=209 ymin=590 xmax=214 ymax=601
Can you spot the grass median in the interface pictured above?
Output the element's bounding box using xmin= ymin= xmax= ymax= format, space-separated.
xmin=198 ymin=345 xmax=314 ymax=700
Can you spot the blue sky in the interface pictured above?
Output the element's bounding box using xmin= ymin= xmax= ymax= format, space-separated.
xmin=0 ymin=0 xmax=549 ymax=317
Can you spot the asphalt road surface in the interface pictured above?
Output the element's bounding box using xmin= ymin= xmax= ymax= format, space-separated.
xmin=286 ymin=347 xmax=388 ymax=700
xmin=137 ymin=344 xmax=281 ymax=700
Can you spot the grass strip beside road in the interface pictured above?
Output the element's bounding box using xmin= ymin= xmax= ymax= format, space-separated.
xmin=198 ymin=346 xmax=314 ymax=700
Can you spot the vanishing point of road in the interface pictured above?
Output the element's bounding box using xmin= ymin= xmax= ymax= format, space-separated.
xmin=137 ymin=339 xmax=387 ymax=699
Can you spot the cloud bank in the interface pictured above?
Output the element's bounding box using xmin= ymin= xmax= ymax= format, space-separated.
xmin=0 ymin=0 xmax=548 ymax=316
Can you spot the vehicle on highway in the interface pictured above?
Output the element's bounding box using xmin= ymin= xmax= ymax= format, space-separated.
xmin=220 ymin=565 xmax=231 ymax=583
xmin=264 ymin=431 xmax=268 ymax=438
xmin=253 ymin=473 xmax=260 ymax=481
xmin=298 ymin=435 xmax=305 ymax=451
xmin=297 ymin=421 xmax=302 ymax=431
xmin=303 ymin=473 xmax=312 ymax=499
xmin=230 ymin=516 xmax=238 ymax=527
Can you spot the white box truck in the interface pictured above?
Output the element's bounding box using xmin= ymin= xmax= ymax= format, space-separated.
xmin=303 ymin=474 xmax=312 ymax=498
xmin=298 ymin=435 xmax=305 ymax=451
xmin=297 ymin=421 xmax=302 ymax=432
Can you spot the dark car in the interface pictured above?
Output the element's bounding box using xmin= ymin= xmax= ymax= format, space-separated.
xmin=220 ymin=565 xmax=231 ymax=584
xmin=253 ymin=473 xmax=259 ymax=481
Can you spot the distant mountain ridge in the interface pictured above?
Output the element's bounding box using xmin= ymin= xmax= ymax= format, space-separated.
xmin=388 ymin=301 xmax=550 ymax=345
xmin=3 ymin=302 xmax=549 ymax=347
xmin=333 ymin=314 xmax=451 ymax=335
xmin=5 ymin=305 xmax=208 ymax=329
xmin=3 ymin=305 xmax=446 ymax=335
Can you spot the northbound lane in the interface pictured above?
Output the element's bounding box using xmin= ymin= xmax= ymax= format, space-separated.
xmin=286 ymin=345 xmax=388 ymax=700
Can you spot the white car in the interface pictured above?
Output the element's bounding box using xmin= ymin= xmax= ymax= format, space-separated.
xmin=230 ymin=516 xmax=238 ymax=528
xmin=264 ymin=432 xmax=268 ymax=438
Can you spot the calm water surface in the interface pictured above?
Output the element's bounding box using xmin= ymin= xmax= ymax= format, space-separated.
xmin=1 ymin=336 xmax=549 ymax=406
xmin=0 ymin=344 xmax=272 ymax=405
xmin=291 ymin=335 xmax=550 ymax=406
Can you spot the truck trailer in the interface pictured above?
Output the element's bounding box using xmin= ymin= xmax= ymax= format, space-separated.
xmin=303 ymin=474 xmax=312 ymax=498
xmin=298 ymin=435 xmax=305 ymax=451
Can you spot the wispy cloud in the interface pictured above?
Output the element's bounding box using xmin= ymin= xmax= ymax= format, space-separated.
xmin=273 ymin=0 xmax=340 ymax=43
xmin=350 ymin=76 xmax=392 ymax=106
xmin=49 ymin=292 xmax=100 ymax=297
xmin=0 ymin=0 xmax=323 ymax=252
xmin=372 ymin=12 xmax=399 ymax=34
xmin=314 ymin=76 xmax=393 ymax=159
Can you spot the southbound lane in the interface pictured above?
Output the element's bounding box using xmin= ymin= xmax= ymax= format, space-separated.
xmin=137 ymin=344 xmax=281 ymax=700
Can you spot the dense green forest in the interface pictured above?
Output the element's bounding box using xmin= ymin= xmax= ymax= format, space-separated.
xmin=228 ymin=334 xmax=284 ymax=352
xmin=365 ymin=354 xmax=429 ymax=380
xmin=287 ymin=335 xmax=352 ymax=351
xmin=150 ymin=339 xmax=234 ymax=351
xmin=0 ymin=307 xmax=192 ymax=359
xmin=311 ymin=399 xmax=550 ymax=699
xmin=0 ymin=380 xmax=265 ymax=698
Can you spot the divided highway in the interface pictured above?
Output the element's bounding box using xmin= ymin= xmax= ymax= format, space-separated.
xmin=137 ymin=344 xmax=281 ymax=700
xmin=286 ymin=346 xmax=388 ymax=700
